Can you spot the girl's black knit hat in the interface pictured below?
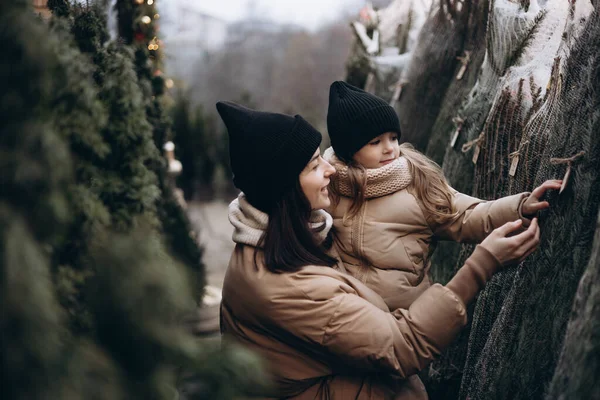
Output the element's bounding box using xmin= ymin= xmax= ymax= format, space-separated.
xmin=327 ymin=81 xmax=401 ymax=161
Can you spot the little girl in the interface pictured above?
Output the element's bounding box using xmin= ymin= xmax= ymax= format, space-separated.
xmin=324 ymin=81 xmax=561 ymax=311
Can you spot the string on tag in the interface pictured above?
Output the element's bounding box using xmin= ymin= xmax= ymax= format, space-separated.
xmin=461 ymin=131 xmax=484 ymax=153
xmin=549 ymin=151 xmax=586 ymax=193
xmin=450 ymin=116 xmax=465 ymax=148
xmin=508 ymin=140 xmax=530 ymax=177
xmin=462 ymin=131 xmax=485 ymax=164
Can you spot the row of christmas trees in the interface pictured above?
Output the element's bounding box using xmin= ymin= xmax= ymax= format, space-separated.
xmin=1 ymin=0 xmax=266 ymax=398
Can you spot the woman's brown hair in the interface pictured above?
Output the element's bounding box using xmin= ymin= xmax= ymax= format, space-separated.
xmin=329 ymin=143 xmax=457 ymax=226
xmin=258 ymin=179 xmax=337 ymax=273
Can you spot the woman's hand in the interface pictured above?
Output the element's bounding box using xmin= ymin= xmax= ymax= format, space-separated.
xmin=521 ymin=180 xmax=563 ymax=218
xmin=480 ymin=218 xmax=540 ymax=266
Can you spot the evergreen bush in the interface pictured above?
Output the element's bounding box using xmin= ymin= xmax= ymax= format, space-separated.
xmin=1 ymin=1 xmax=266 ymax=398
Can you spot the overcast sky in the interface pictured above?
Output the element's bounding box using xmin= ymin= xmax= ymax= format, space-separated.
xmin=197 ymin=0 xmax=363 ymax=30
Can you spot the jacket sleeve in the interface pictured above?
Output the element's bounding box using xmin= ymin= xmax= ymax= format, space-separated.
xmin=430 ymin=190 xmax=530 ymax=243
xmin=319 ymin=284 xmax=467 ymax=379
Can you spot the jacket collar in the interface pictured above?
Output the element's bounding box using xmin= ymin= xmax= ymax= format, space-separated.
xmin=228 ymin=193 xmax=333 ymax=247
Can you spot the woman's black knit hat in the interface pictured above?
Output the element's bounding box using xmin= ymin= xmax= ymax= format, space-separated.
xmin=216 ymin=101 xmax=322 ymax=212
xmin=327 ymin=81 xmax=401 ymax=161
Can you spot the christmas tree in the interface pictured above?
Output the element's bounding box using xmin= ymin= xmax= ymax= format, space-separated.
xmin=114 ymin=0 xmax=205 ymax=296
xmin=344 ymin=1 xmax=600 ymax=398
xmin=1 ymin=2 xmax=73 ymax=397
xmin=1 ymin=0 xmax=267 ymax=398
xmin=171 ymin=94 xmax=225 ymax=200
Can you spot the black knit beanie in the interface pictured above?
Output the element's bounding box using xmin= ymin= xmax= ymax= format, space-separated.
xmin=216 ymin=101 xmax=322 ymax=212
xmin=327 ymin=81 xmax=401 ymax=161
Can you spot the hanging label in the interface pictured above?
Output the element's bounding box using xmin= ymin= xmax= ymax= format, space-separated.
xmin=450 ymin=117 xmax=464 ymax=148
xmin=509 ymin=156 xmax=519 ymax=176
xmin=456 ymin=51 xmax=471 ymax=80
xmin=450 ymin=127 xmax=461 ymax=148
xmin=560 ymin=166 xmax=571 ymax=194
xmin=456 ymin=64 xmax=468 ymax=80
xmin=472 ymin=144 xmax=481 ymax=164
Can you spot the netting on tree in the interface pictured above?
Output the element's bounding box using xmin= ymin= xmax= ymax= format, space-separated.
xmin=547 ymin=208 xmax=600 ymax=399
xmin=344 ymin=0 xmax=600 ymax=398
xmin=459 ymin=1 xmax=600 ymax=398
xmin=345 ymin=0 xmax=432 ymax=93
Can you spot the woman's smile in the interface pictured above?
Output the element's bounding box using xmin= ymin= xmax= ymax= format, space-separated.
xmin=300 ymin=150 xmax=335 ymax=210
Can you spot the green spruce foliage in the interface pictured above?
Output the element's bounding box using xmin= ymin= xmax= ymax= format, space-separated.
xmin=114 ymin=0 xmax=205 ymax=295
xmin=1 ymin=3 xmax=72 ymax=398
xmin=1 ymin=1 xmax=266 ymax=398
xmin=171 ymin=94 xmax=223 ymax=199
xmin=47 ymin=3 xmax=164 ymax=332
xmin=47 ymin=16 xmax=112 ymax=333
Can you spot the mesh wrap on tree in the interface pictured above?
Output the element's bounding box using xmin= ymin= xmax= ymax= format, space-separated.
xmin=344 ymin=0 xmax=600 ymax=398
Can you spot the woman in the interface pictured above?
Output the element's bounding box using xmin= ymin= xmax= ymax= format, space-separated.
xmin=217 ymin=101 xmax=540 ymax=399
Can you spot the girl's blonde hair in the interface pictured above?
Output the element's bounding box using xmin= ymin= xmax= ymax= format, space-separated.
xmin=330 ymin=143 xmax=457 ymax=226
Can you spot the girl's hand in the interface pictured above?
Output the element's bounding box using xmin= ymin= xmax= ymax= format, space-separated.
xmin=481 ymin=218 xmax=540 ymax=266
xmin=521 ymin=179 xmax=563 ymax=218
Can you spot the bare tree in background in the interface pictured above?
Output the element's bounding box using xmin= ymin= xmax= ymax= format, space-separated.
xmin=189 ymin=19 xmax=352 ymax=134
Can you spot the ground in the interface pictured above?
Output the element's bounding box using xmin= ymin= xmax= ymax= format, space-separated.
xmin=177 ymin=199 xmax=234 ymax=399
xmin=187 ymin=198 xmax=235 ymax=290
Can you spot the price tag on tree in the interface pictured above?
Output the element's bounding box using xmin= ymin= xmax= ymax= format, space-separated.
xmin=472 ymin=144 xmax=481 ymax=164
xmin=509 ymin=155 xmax=519 ymax=176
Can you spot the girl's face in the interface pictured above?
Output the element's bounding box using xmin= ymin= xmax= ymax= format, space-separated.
xmin=300 ymin=149 xmax=336 ymax=210
xmin=352 ymin=131 xmax=400 ymax=169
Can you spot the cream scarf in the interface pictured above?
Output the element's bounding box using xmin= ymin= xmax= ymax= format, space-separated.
xmin=228 ymin=193 xmax=333 ymax=247
xmin=323 ymin=147 xmax=412 ymax=199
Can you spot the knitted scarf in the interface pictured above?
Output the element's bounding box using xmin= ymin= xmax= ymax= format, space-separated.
xmin=323 ymin=147 xmax=412 ymax=199
xmin=228 ymin=193 xmax=333 ymax=247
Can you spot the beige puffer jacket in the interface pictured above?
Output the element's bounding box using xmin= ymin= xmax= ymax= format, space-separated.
xmin=324 ymin=149 xmax=529 ymax=311
xmin=220 ymin=194 xmax=500 ymax=399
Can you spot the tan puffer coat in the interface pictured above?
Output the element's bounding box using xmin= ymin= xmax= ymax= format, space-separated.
xmin=220 ymin=194 xmax=500 ymax=399
xmin=324 ymin=150 xmax=529 ymax=311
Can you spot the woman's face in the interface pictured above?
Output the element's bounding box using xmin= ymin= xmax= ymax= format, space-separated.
xmin=352 ymin=131 xmax=400 ymax=169
xmin=299 ymin=149 xmax=336 ymax=210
